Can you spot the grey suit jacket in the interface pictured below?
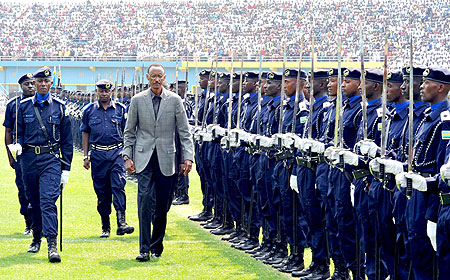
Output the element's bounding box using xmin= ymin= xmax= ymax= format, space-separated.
xmin=122 ymin=88 xmax=193 ymax=176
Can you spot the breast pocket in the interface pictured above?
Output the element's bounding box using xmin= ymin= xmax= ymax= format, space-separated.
xmin=111 ymin=117 xmax=123 ymax=138
xmin=88 ymin=118 xmax=102 ymax=127
xmin=48 ymin=115 xmax=61 ymax=140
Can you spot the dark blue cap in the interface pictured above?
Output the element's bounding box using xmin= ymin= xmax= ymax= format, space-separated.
xmin=261 ymin=72 xmax=269 ymax=79
xmin=284 ymin=69 xmax=306 ymax=80
xmin=423 ymin=67 xmax=450 ymax=84
xmin=308 ymin=69 xmax=329 ymax=79
xmin=267 ymin=72 xmax=283 ymax=81
xmin=218 ymin=72 xmax=230 ymax=79
xmin=402 ymin=66 xmax=427 ymax=77
xmin=56 ymin=86 xmax=62 ymax=90
xmin=232 ymin=71 xmax=244 ymax=79
xmin=244 ymin=71 xmax=259 ymax=79
xmin=96 ymin=79 xmax=113 ymax=90
xmin=177 ymin=80 xmax=187 ymax=84
xmin=199 ymin=69 xmax=212 ymax=77
xmin=18 ymin=73 xmax=34 ymax=84
xmin=33 ymin=67 xmax=52 ymax=78
xmin=343 ymin=68 xmax=361 ymax=80
xmin=364 ymin=69 xmax=383 ymax=84
xmin=328 ymin=68 xmax=347 ymax=77
xmin=387 ymin=71 xmax=403 ymax=83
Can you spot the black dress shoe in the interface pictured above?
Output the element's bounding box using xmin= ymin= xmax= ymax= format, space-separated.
xmin=229 ymin=233 xmax=247 ymax=244
xmin=272 ymin=256 xmax=290 ymax=269
xmin=292 ymin=261 xmax=318 ymax=277
xmin=151 ymin=253 xmax=161 ymax=258
xmin=263 ymin=245 xmax=288 ymax=265
xmin=210 ymin=224 xmax=234 ymax=235
xmin=250 ymin=242 xmax=273 ymax=257
xmin=172 ymin=195 xmax=189 ymax=205
xmin=24 ymin=227 xmax=33 ymax=235
xmin=100 ymin=229 xmax=110 ymax=238
xmin=136 ymin=252 xmax=150 ymax=262
xmin=254 ymin=246 xmax=276 ymax=261
xmin=221 ymin=230 xmax=239 ymax=241
xmin=27 ymin=240 xmax=41 ymax=253
xmin=278 ymin=254 xmax=304 ymax=273
xmin=203 ymin=219 xmax=222 ymax=229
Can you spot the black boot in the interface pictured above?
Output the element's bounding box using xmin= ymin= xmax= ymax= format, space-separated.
xmin=330 ymin=261 xmax=349 ymax=280
xmin=24 ymin=214 xmax=32 ymax=235
xmin=173 ymin=188 xmax=189 ymax=205
xmin=296 ymin=262 xmax=330 ymax=279
xmin=210 ymin=221 xmax=234 ymax=235
xmin=116 ymin=211 xmax=134 ymax=235
xmin=263 ymin=242 xmax=288 ymax=265
xmin=351 ymin=268 xmax=365 ymax=280
xmin=172 ymin=189 xmax=181 ymax=204
xmin=202 ymin=211 xmax=222 ymax=229
xmin=47 ymin=237 xmax=61 ymax=263
xmin=188 ymin=207 xmax=213 ymax=222
xmin=27 ymin=231 xmax=42 ymax=253
xmin=278 ymin=253 xmax=304 ymax=273
xmin=100 ymin=215 xmax=110 ymax=238
xmin=249 ymin=239 xmax=272 ymax=256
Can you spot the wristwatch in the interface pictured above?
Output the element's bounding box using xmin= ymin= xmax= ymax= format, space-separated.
xmin=83 ymin=155 xmax=89 ymax=161
xmin=122 ymin=155 xmax=130 ymax=161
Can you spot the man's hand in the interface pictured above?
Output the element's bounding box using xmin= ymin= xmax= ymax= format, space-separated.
xmin=182 ymin=160 xmax=193 ymax=176
xmin=83 ymin=158 xmax=90 ymax=170
xmin=125 ymin=158 xmax=136 ymax=174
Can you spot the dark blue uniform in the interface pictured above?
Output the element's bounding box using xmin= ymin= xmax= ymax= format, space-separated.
xmin=17 ymin=94 xmax=73 ymax=239
xmin=80 ymin=101 xmax=128 ymax=217
xmin=3 ymin=95 xmax=31 ymax=229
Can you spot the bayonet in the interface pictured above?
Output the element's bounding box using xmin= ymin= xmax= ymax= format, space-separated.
xmin=307 ymin=37 xmax=315 ymax=140
xmin=212 ymin=55 xmax=219 ymax=125
xmin=406 ymin=31 xmax=414 ymax=199
xmin=291 ymin=41 xmax=303 ymax=133
xmin=360 ymin=25 xmax=368 ymax=141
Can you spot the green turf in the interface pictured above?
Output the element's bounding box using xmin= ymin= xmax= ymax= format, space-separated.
xmin=0 ymin=119 xmax=305 ymax=279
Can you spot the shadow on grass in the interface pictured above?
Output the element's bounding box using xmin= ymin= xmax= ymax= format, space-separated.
xmin=0 ymin=252 xmax=46 ymax=267
xmin=0 ymin=232 xmax=31 ymax=241
xmin=99 ymin=256 xmax=160 ymax=271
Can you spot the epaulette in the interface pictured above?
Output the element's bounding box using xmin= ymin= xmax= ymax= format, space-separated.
xmin=20 ymin=96 xmax=33 ymax=104
xmin=299 ymin=101 xmax=308 ymax=112
xmin=53 ymin=97 xmax=66 ymax=105
xmin=441 ymin=111 xmax=450 ymax=121
xmin=243 ymin=93 xmax=250 ymax=100
xmin=323 ymin=101 xmax=331 ymax=108
xmin=82 ymin=102 xmax=94 ymax=112
xmin=6 ymin=96 xmax=20 ymax=106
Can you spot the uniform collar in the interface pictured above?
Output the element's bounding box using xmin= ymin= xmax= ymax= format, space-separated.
xmin=313 ymin=95 xmax=327 ymax=110
xmin=96 ymin=100 xmax=116 ymax=109
xmin=414 ymin=101 xmax=429 ymax=117
xmin=426 ymin=100 xmax=450 ymax=121
xmin=261 ymin=95 xmax=272 ymax=106
xmin=393 ymin=102 xmax=409 ymax=120
xmin=345 ymin=94 xmax=361 ymax=108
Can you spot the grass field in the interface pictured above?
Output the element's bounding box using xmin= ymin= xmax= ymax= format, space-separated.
xmin=0 ymin=120 xmax=309 ymax=279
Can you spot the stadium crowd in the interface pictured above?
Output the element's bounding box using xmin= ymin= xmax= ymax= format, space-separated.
xmin=0 ymin=0 xmax=449 ymax=68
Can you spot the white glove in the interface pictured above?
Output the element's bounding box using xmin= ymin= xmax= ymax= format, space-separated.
xmin=356 ymin=140 xmax=379 ymax=157
xmin=247 ymin=134 xmax=258 ymax=145
xmin=427 ymin=220 xmax=437 ymax=251
xmin=256 ymin=135 xmax=275 ymax=148
xmin=212 ymin=125 xmax=227 ymax=137
xmin=290 ymin=175 xmax=299 ymax=193
xmin=7 ymin=143 xmax=22 ymax=160
xmin=206 ymin=124 xmax=216 ymax=133
xmin=61 ymin=170 xmax=69 ymax=189
xmin=272 ymin=133 xmax=296 ymax=149
xmin=370 ymin=158 xmax=404 ymax=175
xmin=325 ymin=146 xmax=340 ymax=163
xmin=302 ymin=139 xmax=325 ymax=154
xmin=338 ymin=150 xmax=359 ymax=166
xmin=395 ymin=172 xmax=427 ymax=192
xmin=293 ymin=137 xmax=305 ymax=150
xmin=440 ymin=163 xmax=450 ymax=181
xmin=196 ymin=131 xmax=212 ymax=142
xmin=229 ymin=128 xmax=250 ymax=142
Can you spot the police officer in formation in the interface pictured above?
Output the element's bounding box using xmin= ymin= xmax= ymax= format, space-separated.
xmin=15 ymin=67 xmax=73 ymax=263
xmin=80 ymin=79 xmax=134 ymax=238
xmin=4 ymin=73 xmax=36 ymax=235
xmin=190 ymin=65 xmax=450 ymax=279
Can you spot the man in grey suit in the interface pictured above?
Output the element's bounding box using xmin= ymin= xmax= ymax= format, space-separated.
xmin=121 ymin=64 xmax=193 ymax=262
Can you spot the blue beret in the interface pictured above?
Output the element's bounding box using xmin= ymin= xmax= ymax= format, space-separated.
xmin=267 ymin=72 xmax=283 ymax=81
xmin=402 ymin=66 xmax=427 ymax=77
xmin=328 ymin=68 xmax=347 ymax=77
xmin=284 ymin=69 xmax=306 ymax=80
xmin=343 ymin=68 xmax=361 ymax=80
xmin=18 ymin=73 xmax=34 ymax=84
xmin=199 ymin=69 xmax=212 ymax=77
xmin=218 ymin=72 xmax=230 ymax=79
xmin=364 ymin=69 xmax=383 ymax=84
xmin=33 ymin=67 xmax=52 ymax=78
xmin=387 ymin=71 xmax=403 ymax=83
xmin=244 ymin=71 xmax=259 ymax=79
xmin=96 ymin=79 xmax=113 ymax=90
xmin=423 ymin=67 xmax=450 ymax=84
xmin=308 ymin=69 xmax=329 ymax=79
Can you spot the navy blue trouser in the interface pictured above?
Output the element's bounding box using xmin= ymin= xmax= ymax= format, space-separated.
xmin=437 ymin=205 xmax=450 ymax=277
xmin=298 ymin=164 xmax=327 ymax=263
xmin=392 ymin=187 xmax=412 ymax=279
xmin=21 ymin=151 xmax=61 ymax=238
xmin=14 ymin=156 xmax=31 ymax=218
xmin=223 ymin=148 xmax=241 ymax=224
xmin=90 ymin=148 xmax=127 ymax=216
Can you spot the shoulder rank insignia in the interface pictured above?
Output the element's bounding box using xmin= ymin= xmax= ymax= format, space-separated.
xmin=376 ymin=107 xmax=383 ymax=117
xmin=441 ymin=111 xmax=450 ymax=121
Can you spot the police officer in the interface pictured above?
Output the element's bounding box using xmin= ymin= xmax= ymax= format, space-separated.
xmin=16 ymin=67 xmax=73 ymax=263
xmin=3 ymin=73 xmax=35 ymax=235
xmin=80 ymin=79 xmax=134 ymax=238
